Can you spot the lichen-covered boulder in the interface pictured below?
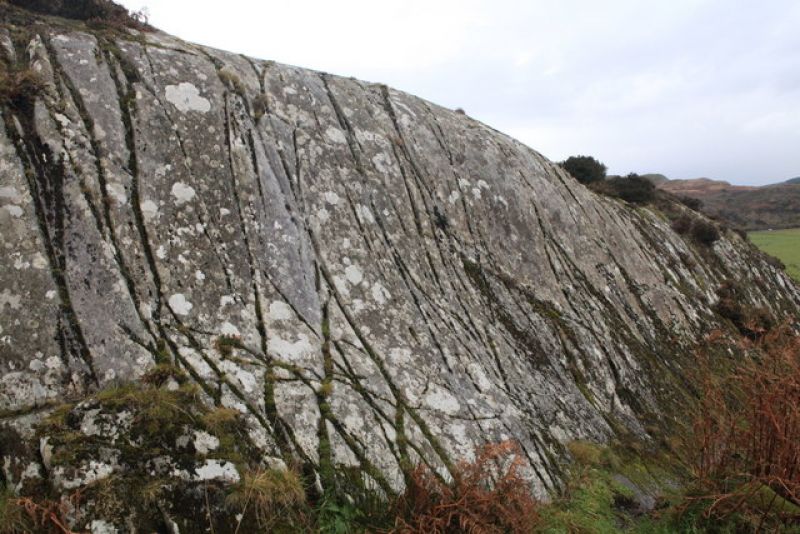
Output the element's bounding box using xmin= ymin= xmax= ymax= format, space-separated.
xmin=0 ymin=367 xmax=264 ymax=531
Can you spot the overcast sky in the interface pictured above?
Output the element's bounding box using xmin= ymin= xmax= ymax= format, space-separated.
xmin=118 ymin=0 xmax=799 ymax=185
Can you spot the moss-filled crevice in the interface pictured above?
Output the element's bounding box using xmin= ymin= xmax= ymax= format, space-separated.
xmin=316 ymin=299 xmax=335 ymax=490
xmin=1 ymin=47 xmax=99 ymax=387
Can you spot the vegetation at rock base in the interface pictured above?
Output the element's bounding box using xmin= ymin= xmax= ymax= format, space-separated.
xmin=536 ymin=323 xmax=800 ymax=533
xmin=750 ymin=228 xmax=800 ymax=282
xmin=391 ymin=441 xmax=541 ymax=533
xmin=685 ymin=324 xmax=800 ymax=529
xmin=226 ymin=467 xmax=312 ymax=532
xmin=561 ymin=155 xmax=608 ymax=184
xmin=3 ymin=318 xmax=800 ymax=532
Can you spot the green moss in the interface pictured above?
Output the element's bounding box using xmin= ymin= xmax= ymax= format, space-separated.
xmin=214 ymin=334 xmax=244 ymax=357
xmin=140 ymin=363 xmax=188 ymax=387
xmin=540 ymin=467 xmax=631 ymax=533
xmin=535 ymin=437 xmax=800 ymax=533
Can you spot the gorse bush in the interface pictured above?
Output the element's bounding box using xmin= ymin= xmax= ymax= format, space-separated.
xmin=688 ymin=324 xmax=800 ymax=528
xmin=391 ymin=441 xmax=540 ymax=533
xmin=561 ymin=155 xmax=607 ymax=184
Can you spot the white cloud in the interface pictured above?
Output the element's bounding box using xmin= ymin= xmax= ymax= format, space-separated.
xmin=119 ymin=0 xmax=800 ymax=184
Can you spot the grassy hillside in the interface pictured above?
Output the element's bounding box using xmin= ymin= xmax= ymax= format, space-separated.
xmin=659 ymin=180 xmax=800 ymax=231
xmin=750 ymin=228 xmax=800 ymax=282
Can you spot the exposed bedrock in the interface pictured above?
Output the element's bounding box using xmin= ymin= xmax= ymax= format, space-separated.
xmin=1 ymin=21 xmax=798 ymax=501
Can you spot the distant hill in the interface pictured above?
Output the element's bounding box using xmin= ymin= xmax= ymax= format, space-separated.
xmin=658 ymin=178 xmax=800 ymax=231
xmin=640 ymin=173 xmax=669 ymax=185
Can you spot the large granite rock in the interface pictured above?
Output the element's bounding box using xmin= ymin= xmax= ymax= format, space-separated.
xmin=1 ymin=7 xmax=798 ymax=512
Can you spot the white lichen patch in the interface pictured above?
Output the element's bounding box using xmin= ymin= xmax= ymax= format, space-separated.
xmin=192 ymin=459 xmax=240 ymax=483
xmin=192 ymin=430 xmax=220 ymax=455
xmin=140 ymin=199 xmax=159 ymax=221
xmin=14 ymin=462 xmax=42 ymax=492
xmin=165 ymin=82 xmax=211 ymax=113
xmin=54 ymin=460 xmax=115 ymax=490
xmin=424 ymin=386 xmax=461 ymax=415
xmin=316 ymin=207 xmax=330 ymax=224
xmin=2 ymin=205 xmax=23 ymax=217
xmin=107 ymin=182 xmax=127 ymax=205
xmin=268 ymin=300 xmax=293 ymax=321
xmin=268 ymin=334 xmax=314 ymax=361
xmin=219 ymin=360 xmax=256 ymax=393
xmin=323 ymin=191 xmax=341 ymax=205
xmin=344 ymin=264 xmax=363 ymax=285
xmin=466 ymin=362 xmax=493 ymax=391
xmin=220 ymin=322 xmax=240 ymax=336
xmin=372 ymin=153 xmax=392 ymax=174
xmin=371 ymin=282 xmax=391 ymax=304
xmin=324 ymin=127 xmax=347 ymax=144
xmin=171 ymin=182 xmax=196 ymax=205
xmin=0 ymin=289 xmax=22 ymax=311
xmin=168 ymin=293 xmax=193 ymax=316
xmin=32 ymin=253 xmax=47 ymax=269
xmin=90 ymin=520 xmax=118 ymax=534
xmin=0 ymin=186 xmax=21 ymax=200
xmin=355 ymin=204 xmax=375 ymax=224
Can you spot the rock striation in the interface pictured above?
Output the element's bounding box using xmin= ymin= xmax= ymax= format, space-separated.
xmin=1 ymin=5 xmax=799 ymax=520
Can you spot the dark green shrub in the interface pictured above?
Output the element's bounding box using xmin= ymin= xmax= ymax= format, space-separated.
xmin=561 ymin=155 xmax=607 ymax=184
xmin=690 ymin=219 xmax=720 ymax=245
xmin=671 ymin=214 xmax=693 ymax=235
xmin=677 ymin=195 xmax=703 ymax=211
xmin=593 ymin=174 xmax=656 ymax=204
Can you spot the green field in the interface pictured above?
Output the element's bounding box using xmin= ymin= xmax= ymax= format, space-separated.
xmin=749 ymin=228 xmax=800 ymax=282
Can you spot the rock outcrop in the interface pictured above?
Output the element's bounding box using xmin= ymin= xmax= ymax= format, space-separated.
xmin=1 ymin=4 xmax=798 ymax=523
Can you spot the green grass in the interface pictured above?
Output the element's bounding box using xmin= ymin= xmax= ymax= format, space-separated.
xmin=749 ymin=228 xmax=800 ymax=282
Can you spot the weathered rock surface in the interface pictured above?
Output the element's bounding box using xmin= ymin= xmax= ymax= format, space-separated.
xmin=1 ymin=7 xmax=799 ymax=514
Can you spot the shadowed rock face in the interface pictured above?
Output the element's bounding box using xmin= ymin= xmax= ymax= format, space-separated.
xmin=1 ymin=16 xmax=799 ymax=501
